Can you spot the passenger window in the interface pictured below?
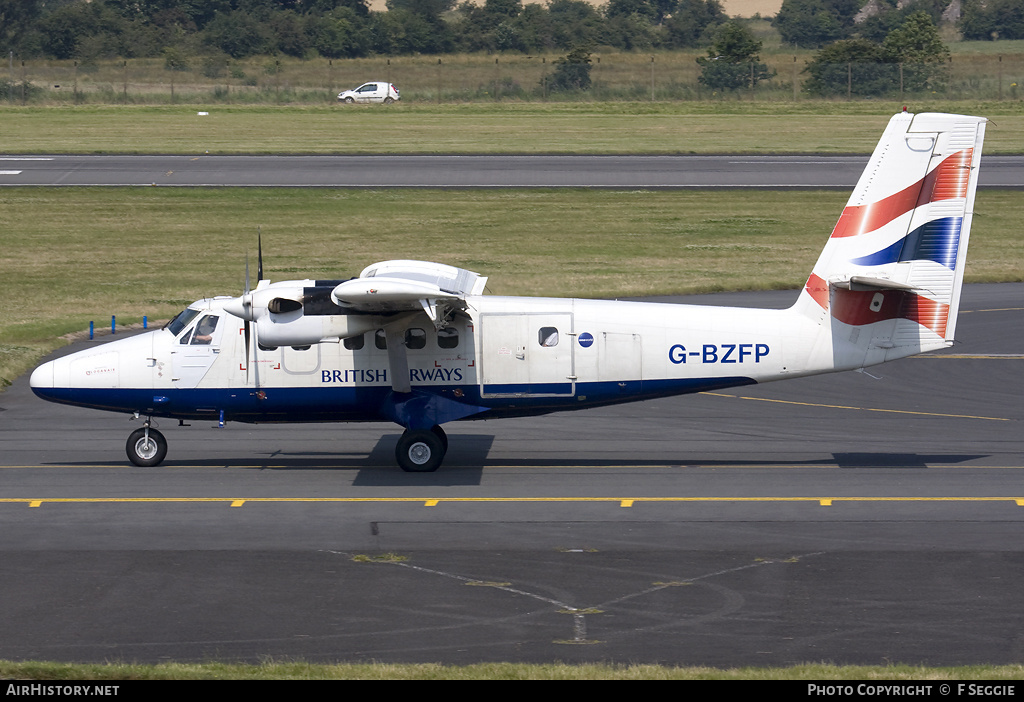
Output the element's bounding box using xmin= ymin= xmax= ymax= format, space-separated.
xmin=344 ymin=334 xmax=364 ymax=351
xmin=539 ymin=327 xmax=559 ymax=347
xmin=438 ymin=327 xmax=458 ymax=349
xmin=375 ymin=329 xmax=387 ymax=350
xmin=191 ymin=315 xmax=219 ymax=345
xmin=405 ymin=328 xmax=426 ymax=350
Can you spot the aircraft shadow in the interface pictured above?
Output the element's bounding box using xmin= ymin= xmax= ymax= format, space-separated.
xmin=44 ymin=443 xmax=989 ymax=488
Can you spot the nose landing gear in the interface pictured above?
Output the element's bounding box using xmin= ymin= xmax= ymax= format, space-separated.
xmin=126 ymin=421 xmax=167 ymax=467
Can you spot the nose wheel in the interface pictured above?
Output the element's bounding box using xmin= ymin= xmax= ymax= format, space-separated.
xmin=395 ymin=425 xmax=447 ymax=472
xmin=126 ymin=426 xmax=167 ymax=467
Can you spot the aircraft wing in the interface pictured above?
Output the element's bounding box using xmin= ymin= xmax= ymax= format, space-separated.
xmin=331 ymin=260 xmax=487 ymax=328
xmin=331 ymin=260 xmax=487 ymax=394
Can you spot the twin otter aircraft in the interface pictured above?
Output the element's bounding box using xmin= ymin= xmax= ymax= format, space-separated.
xmin=31 ymin=111 xmax=987 ymax=471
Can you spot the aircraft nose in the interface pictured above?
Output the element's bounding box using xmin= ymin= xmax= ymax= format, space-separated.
xmin=30 ymin=360 xmax=54 ymax=390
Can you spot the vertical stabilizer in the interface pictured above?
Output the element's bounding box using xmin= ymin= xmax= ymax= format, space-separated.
xmin=792 ymin=111 xmax=986 ymax=369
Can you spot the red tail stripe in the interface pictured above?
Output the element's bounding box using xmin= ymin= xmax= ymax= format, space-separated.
xmin=830 ymin=150 xmax=972 ymax=239
xmin=830 ymin=289 xmax=950 ymax=337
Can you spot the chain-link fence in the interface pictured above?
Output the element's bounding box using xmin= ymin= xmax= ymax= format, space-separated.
xmin=2 ymin=53 xmax=1021 ymax=104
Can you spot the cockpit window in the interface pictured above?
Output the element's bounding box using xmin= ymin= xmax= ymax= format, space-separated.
xmin=190 ymin=315 xmax=219 ymax=345
xmin=166 ymin=308 xmax=201 ymax=337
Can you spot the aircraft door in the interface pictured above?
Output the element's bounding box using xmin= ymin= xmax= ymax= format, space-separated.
xmin=171 ymin=313 xmax=223 ymax=388
xmin=480 ymin=313 xmax=574 ymax=397
xmin=599 ymin=331 xmax=642 ymax=381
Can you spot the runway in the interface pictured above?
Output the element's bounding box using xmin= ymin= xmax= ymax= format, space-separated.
xmin=1 ymin=153 xmax=1024 ymax=188
xmin=2 ymin=284 xmax=1022 ymax=666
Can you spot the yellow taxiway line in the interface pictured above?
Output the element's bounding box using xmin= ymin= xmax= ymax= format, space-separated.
xmin=3 ymin=496 xmax=1023 ymax=507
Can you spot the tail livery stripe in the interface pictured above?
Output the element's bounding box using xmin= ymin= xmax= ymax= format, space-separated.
xmin=849 ymin=216 xmax=963 ymax=269
xmin=830 ymin=289 xmax=950 ymax=337
xmin=829 ymin=149 xmax=973 ymax=239
xmin=805 ymin=272 xmax=950 ymax=337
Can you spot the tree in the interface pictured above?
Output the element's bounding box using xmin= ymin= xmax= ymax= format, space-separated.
xmin=202 ymin=11 xmax=273 ymax=58
xmin=773 ymin=0 xmax=848 ymax=48
xmin=547 ymin=0 xmax=603 ymax=50
xmin=663 ymin=0 xmax=726 ymax=48
xmin=960 ymin=0 xmax=1024 ymax=40
xmin=696 ymin=21 xmax=774 ymax=91
xmin=549 ymin=45 xmax=592 ymax=91
xmin=803 ymin=11 xmax=949 ymax=97
xmin=803 ymin=38 xmax=894 ymax=96
xmin=881 ymin=11 xmax=950 ymax=91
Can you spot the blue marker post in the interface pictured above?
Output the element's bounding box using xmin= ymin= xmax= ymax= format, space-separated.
xmin=111 ymin=315 xmax=116 ymax=335
xmin=143 ymin=316 xmax=147 ymax=329
xmin=89 ymin=321 xmax=94 ymax=340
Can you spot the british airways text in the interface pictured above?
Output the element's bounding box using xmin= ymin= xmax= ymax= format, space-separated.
xmin=669 ymin=343 xmax=769 ymax=364
xmin=321 ymin=368 xmax=464 ymax=383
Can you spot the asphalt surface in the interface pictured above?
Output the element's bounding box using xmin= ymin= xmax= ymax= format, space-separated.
xmin=2 ymin=284 xmax=1022 ymax=667
xmin=1 ymin=154 xmax=1023 ymax=188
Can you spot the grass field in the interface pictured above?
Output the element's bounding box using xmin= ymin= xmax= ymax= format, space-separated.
xmin=2 ymin=659 xmax=1024 ymax=680
xmin=1 ymin=187 xmax=1019 ymax=390
xmin=2 ymin=102 xmax=1023 ymax=154
xmin=7 ymin=45 xmax=1024 ymax=104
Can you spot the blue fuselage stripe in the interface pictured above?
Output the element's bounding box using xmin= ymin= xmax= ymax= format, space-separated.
xmin=32 ymin=376 xmax=757 ymax=424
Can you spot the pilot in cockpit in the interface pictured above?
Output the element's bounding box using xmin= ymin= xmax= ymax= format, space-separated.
xmin=191 ymin=315 xmax=219 ymax=345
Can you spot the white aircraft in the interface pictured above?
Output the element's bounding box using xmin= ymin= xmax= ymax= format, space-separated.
xmin=31 ymin=111 xmax=986 ymax=472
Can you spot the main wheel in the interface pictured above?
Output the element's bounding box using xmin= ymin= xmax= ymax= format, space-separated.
xmin=126 ymin=427 xmax=167 ymax=467
xmin=430 ymin=424 xmax=448 ymax=452
xmin=395 ymin=429 xmax=445 ymax=473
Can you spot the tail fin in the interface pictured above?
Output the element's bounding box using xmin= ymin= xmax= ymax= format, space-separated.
xmin=792 ymin=111 xmax=986 ymax=368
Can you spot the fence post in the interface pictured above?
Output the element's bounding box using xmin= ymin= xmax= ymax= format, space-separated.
xmin=793 ymin=55 xmax=798 ymax=100
xmin=847 ymin=61 xmax=851 ymax=100
xmin=650 ymin=55 xmax=655 ymax=101
xmin=542 ymin=57 xmax=547 ymax=101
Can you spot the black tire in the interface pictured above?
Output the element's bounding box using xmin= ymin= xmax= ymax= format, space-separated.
xmin=395 ymin=429 xmax=445 ymax=473
xmin=430 ymin=424 xmax=448 ymax=452
xmin=383 ymin=97 xmax=394 ymax=104
xmin=343 ymin=96 xmax=354 ymax=104
xmin=126 ymin=428 xmax=167 ymax=467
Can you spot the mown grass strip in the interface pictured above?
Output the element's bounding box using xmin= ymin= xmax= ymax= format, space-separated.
xmin=2 ymin=659 xmax=1023 ymax=680
xmin=2 ymin=103 xmax=1022 ymax=154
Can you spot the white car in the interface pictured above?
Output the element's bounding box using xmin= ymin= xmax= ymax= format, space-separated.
xmin=337 ymin=82 xmax=400 ymax=104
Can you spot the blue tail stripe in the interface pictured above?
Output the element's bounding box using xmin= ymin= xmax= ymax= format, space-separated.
xmin=850 ymin=216 xmax=962 ymax=269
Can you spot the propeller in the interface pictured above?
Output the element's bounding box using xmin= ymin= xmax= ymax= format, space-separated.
xmin=224 ymin=230 xmax=265 ymax=390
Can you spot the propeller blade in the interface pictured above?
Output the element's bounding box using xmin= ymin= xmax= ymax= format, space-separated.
xmin=257 ymin=227 xmax=264 ymax=283
xmin=244 ymin=319 xmax=251 ymax=384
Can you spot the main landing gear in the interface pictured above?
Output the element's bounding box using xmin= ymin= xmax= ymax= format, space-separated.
xmin=122 ymin=418 xmax=450 ymax=472
xmin=395 ymin=425 xmax=448 ymax=473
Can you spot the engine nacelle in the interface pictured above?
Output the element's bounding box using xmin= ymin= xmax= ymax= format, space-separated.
xmin=256 ymin=312 xmax=383 ymax=347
